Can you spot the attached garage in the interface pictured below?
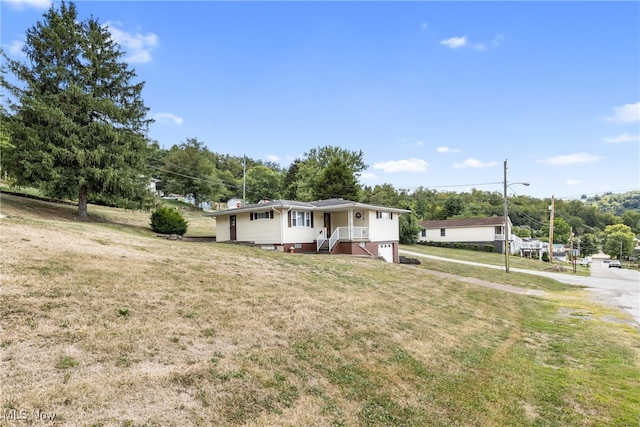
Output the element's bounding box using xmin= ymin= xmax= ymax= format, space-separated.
xmin=378 ymin=243 xmax=393 ymax=263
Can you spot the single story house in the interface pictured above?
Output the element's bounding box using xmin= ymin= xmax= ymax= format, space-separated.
xmin=206 ymin=198 xmax=410 ymax=263
xmin=418 ymin=216 xmax=523 ymax=254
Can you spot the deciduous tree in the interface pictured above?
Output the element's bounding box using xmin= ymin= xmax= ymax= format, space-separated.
xmin=245 ymin=165 xmax=283 ymax=203
xmin=158 ymin=138 xmax=223 ymax=208
xmin=603 ymin=224 xmax=635 ymax=259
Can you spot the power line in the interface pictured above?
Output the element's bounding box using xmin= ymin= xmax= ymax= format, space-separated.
xmin=396 ymin=181 xmax=503 ymax=192
xmin=146 ymin=164 xmax=243 ymax=190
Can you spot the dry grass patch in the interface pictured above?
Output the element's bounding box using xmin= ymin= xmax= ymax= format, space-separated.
xmin=1 ymin=194 xmax=639 ymax=426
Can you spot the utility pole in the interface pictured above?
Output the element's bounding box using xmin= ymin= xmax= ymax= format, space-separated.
xmin=549 ymin=195 xmax=555 ymax=263
xmin=503 ymin=160 xmax=509 ymax=273
xmin=242 ymin=154 xmax=246 ymax=206
xmin=570 ymin=227 xmax=576 ymax=273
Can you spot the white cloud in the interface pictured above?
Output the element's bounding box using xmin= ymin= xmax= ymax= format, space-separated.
xmin=154 ymin=112 xmax=183 ymax=125
xmin=603 ymin=133 xmax=639 ymax=144
xmin=607 ymin=102 xmax=640 ymax=123
xmin=492 ymin=34 xmax=504 ymax=47
xmin=453 ymin=158 xmax=499 ymax=168
xmin=436 ymin=146 xmax=460 ymax=153
xmin=538 ymin=152 xmax=599 ymax=165
xmin=420 ymin=22 xmax=428 ymax=31
xmin=266 ymin=154 xmax=280 ymax=162
xmin=566 ymin=179 xmax=581 ymax=185
xmin=372 ymin=158 xmax=428 ymax=173
xmin=4 ymin=40 xmax=25 ymax=57
xmin=4 ymin=0 xmax=51 ymax=10
xmin=440 ymin=36 xmax=467 ymax=49
xmin=441 ymin=34 xmax=503 ymax=51
xmin=104 ymin=21 xmax=159 ymax=64
xmin=360 ymin=171 xmax=378 ymax=181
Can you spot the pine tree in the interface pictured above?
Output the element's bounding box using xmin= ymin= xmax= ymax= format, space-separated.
xmin=313 ymin=157 xmax=361 ymax=201
xmin=1 ymin=1 xmax=153 ymax=218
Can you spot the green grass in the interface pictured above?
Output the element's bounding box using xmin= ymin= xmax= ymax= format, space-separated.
xmin=1 ymin=193 xmax=639 ymax=426
xmin=402 ymin=243 xmax=591 ymax=276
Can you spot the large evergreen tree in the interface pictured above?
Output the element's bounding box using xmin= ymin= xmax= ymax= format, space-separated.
xmin=1 ymin=2 xmax=153 ymax=218
xmin=294 ymin=146 xmax=367 ymax=201
xmin=313 ymin=157 xmax=361 ymax=201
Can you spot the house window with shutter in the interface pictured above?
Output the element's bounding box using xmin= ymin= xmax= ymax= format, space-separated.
xmin=250 ymin=211 xmax=273 ymax=220
xmin=440 ymin=228 xmax=446 ymax=237
xmin=291 ymin=211 xmax=312 ymax=227
xmin=376 ymin=211 xmax=393 ymax=220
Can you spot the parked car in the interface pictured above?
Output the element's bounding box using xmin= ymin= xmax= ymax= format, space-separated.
xmin=609 ymin=260 xmax=622 ymax=268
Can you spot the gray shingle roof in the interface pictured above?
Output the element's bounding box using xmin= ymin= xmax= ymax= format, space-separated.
xmin=205 ymin=198 xmax=410 ymax=217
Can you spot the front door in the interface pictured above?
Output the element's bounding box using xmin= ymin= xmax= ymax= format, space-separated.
xmin=230 ymin=215 xmax=237 ymax=241
xmin=324 ymin=213 xmax=331 ymax=235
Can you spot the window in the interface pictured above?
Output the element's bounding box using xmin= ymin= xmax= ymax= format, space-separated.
xmin=421 ymin=230 xmax=426 ymax=237
xmin=440 ymin=228 xmax=446 ymax=237
xmin=250 ymin=211 xmax=273 ymax=220
xmin=291 ymin=211 xmax=312 ymax=227
xmin=376 ymin=211 xmax=393 ymax=220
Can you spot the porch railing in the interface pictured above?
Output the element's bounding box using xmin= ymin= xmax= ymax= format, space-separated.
xmin=317 ymin=228 xmax=327 ymax=252
xmin=328 ymin=226 xmax=369 ymax=252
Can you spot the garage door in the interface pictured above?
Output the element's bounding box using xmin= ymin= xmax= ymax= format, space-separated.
xmin=378 ymin=243 xmax=393 ymax=263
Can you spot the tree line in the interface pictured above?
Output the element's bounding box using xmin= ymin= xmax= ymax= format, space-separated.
xmin=1 ymin=2 xmax=637 ymax=259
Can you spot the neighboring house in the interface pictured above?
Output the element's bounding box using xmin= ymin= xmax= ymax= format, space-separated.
xmin=417 ymin=216 xmax=529 ymax=254
xmin=146 ymin=177 xmax=163 ymax=196
xmin=206 ymin=198 xmax=410 ymax=263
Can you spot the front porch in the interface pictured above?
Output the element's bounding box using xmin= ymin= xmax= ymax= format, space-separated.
xmin=317 ymin=226 xmax=369 ymax=253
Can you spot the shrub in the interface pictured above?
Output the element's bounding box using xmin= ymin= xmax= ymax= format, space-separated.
xmin=483 ymin=245 xmax=495 ymax=252
xmin=470 ymin=244 xmax=479 ymax=251
xmin=542 ymin=252 xmax=550 ymax=262
xmin=150 ymin=206 xmax=188 ymax=235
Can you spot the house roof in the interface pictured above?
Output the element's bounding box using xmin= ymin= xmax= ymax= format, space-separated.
xmin=205 ymin=198 xmax=411 ymax=217
xmin=419 ymin=216 xmax=508 ymax=229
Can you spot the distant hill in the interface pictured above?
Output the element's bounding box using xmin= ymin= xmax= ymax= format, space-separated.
xmin=584 ymin=190 xmax=640 ymax=215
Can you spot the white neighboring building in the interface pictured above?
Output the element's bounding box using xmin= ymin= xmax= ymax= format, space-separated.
xmin=418 ymin=216 xmax=526 ymax=254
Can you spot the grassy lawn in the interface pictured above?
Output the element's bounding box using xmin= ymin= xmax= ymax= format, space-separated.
xmin=0 ymin=186 xmax=215 ymax=237
xmin=1 ymin=194 xmax=639 ymax=426
xmin=401 ymin=243 xmax=591 ymax=276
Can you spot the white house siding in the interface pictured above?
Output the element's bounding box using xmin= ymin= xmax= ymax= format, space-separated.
xmin=216 ymin=216 xmax=230 ymax=241
xmin=422 ymin=226 xmax=494 ymax=243
xmin=368 ymin=211 xmax=401 ymax=242
xmin=283 ymin=224 xmax=316 ymax=243
xmin=330 ymin=211 xmax=349 ymax=230
xmin=236 ymin=213 xmax=283 ymax=244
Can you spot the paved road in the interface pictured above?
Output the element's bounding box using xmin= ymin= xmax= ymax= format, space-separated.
xmin=399 ymin=250 xmax=640 ymax=325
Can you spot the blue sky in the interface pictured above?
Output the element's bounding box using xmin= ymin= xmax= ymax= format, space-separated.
xmin=2 ymin=0 xmax=639 ymax=200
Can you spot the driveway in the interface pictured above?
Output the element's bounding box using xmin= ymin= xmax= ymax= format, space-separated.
xmin=399 ymin=249 xmax=640 ymax=325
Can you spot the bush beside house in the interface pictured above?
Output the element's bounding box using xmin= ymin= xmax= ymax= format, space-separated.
xmin=150 ymin=206 xmax=188 ymax=236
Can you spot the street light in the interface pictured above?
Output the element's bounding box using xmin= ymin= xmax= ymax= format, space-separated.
xmin=503 ymin=160 xmax=530 ymax=273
